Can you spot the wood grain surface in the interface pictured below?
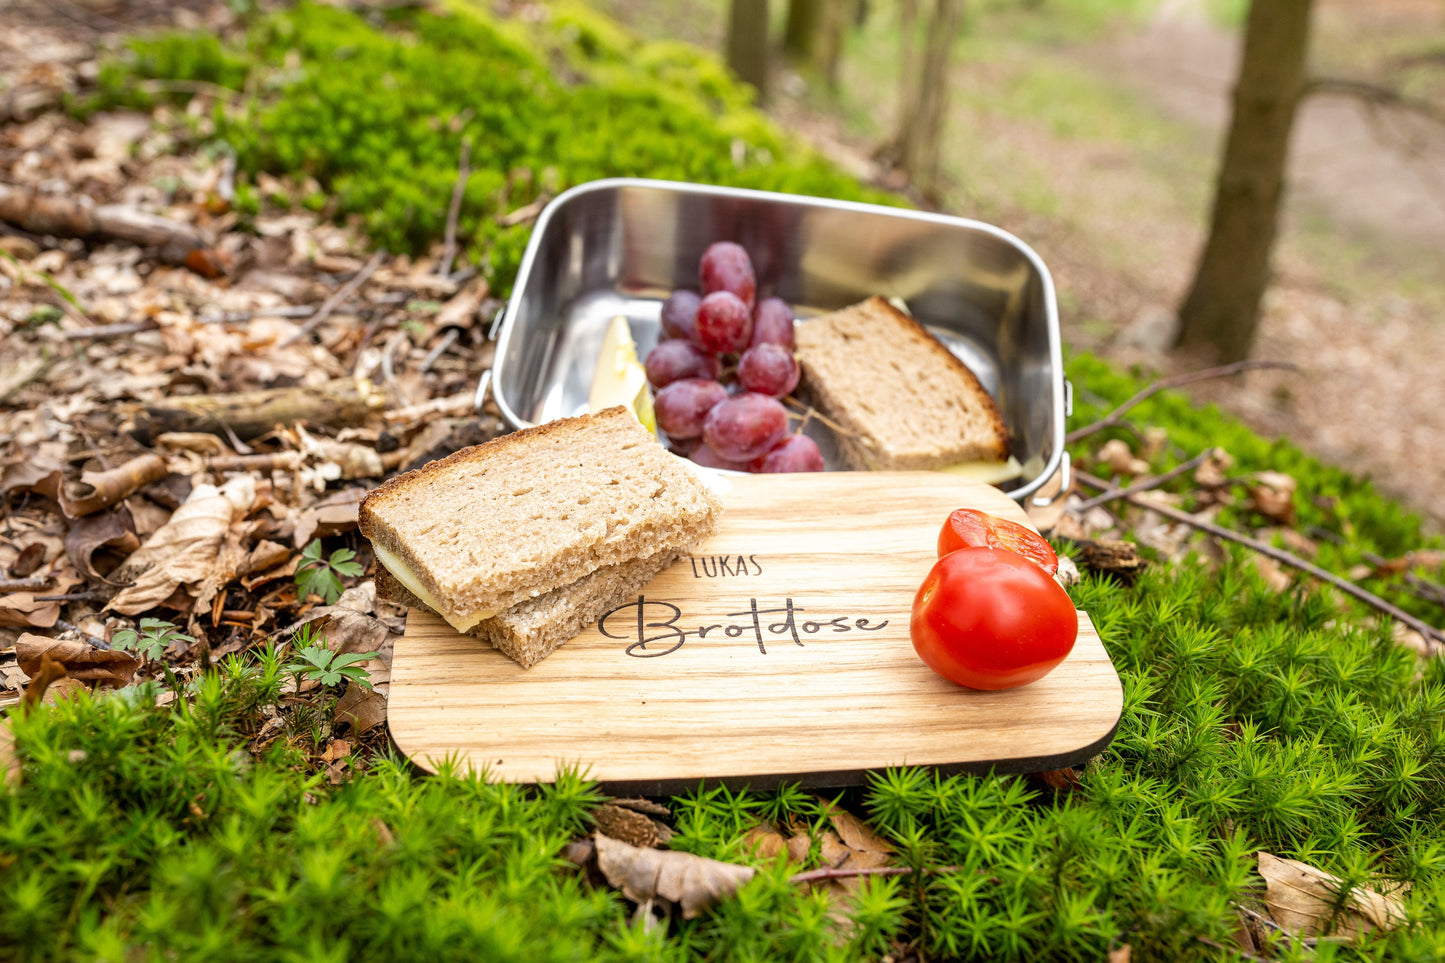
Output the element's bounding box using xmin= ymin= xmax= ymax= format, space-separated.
xmin=388 ymin=471 xmax=1122 ymax=794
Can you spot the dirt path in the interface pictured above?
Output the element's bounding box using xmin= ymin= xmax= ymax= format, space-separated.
xmin=1070 ymin=0 xmax=1445 ymax=526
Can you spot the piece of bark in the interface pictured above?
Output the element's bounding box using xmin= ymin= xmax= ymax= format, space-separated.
xmin=0 ymin=183 xmax=212 ymax=265
xmin=132 ymin=379 xmax=384 ymax=442
xmin=59 ymin=453 xmax=169 ymax=518
xmin=1069 ymin=538 xmax=1149 ymax=584
xmin=594 ymin=804 xmax=671 ymax=849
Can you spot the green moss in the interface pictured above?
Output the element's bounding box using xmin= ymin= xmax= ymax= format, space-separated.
xmin=86 ymin=1 xmax=889 ymax=295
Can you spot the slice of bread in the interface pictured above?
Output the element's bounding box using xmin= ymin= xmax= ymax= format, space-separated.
xmin=359 ymin=405 xmax=722 ymax=634
xmin=376 ymin=549 xmax=683 ymax=668
xmin=794 ymin=297 xmax=1009 ymax=470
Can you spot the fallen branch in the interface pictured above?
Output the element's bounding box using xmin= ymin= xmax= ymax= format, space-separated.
xmin=1067 ymin=361 xmax=1297 ymax=445
xmin=0 ymin=576 xmax=50 ymax=593
xmin=439 ymin=138 xmax=471 ymax=278
xmin=787 ymin=864 xmax=966 ymax=885
xmin=1306 ymin=77 xmax=1445 ymax=128
xmin=0 ymin=184 xmax=212 ymax=263
xmin=132 ymin=379 xmax=384 ymax=442
xmin=1069 ymin=449 xmax=1215 ymax=514
xmin=280 ymin=250 xmax=386 ymax=347
xmin=1073 ymin=469 xmax=1445 ymax=651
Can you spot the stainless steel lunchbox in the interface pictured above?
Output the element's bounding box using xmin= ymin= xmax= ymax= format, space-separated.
xmin=477 ymin=178 xmax=1070 ymax=503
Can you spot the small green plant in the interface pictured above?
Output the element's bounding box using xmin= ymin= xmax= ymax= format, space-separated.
xmin=112 ymin=618 xmax=195 ymax=661
xmin=294 ymin=538 xmax=363 ymax=604
xmin=284 ymin=626 xmax=378 ymax=690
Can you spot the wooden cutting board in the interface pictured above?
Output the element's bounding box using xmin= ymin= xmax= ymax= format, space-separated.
xmin=387 ymin=472 xmax=1122 ymax=794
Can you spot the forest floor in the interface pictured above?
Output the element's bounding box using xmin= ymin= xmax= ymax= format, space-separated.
xmin=601 ymin=0 xmax=1445 ymax=527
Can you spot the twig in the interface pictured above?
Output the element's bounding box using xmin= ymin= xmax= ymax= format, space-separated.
xmin=1306 ymin=77 xmax=1445 ymax=128
xmin=1069 ymin=450 xmax=1215 ymax=514
xmin=780 ymin=396 xmax=861 ymax=440
xmin=32 ymin=591 xmax=109 ymax=603
xmin=53 ymin=619 xmax=111 ymax=650
xmin=420 ymin=328 xmax=459 ymax=373
xmin=439 ymin=138 xmax=471 ymax=278
xmin=1066 ymin=361 xmax=1298 ymax=445
xmin=60 ymin=320 xmax=159 ymax=340
xmin=1195 ymin=936 xmax=1268 ymax=963
xmin=0 ymin=576 xmax=50 ymax=593
xmin=788 ymin=864 xmax=966 ymax=885
xmin=280 ymin=250 xmax=386 ymax=347
xmin=1074 ymin=469 xmax=1445 ymax=651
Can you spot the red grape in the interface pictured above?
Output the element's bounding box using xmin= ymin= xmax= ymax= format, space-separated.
xmin=736 ymin=343 xmax=800 ymax=397
xmin=699 ymin=242 xmax=756 ymax=308
xmin=750 ymin=297 xmax=794 ymax=349
xmin=660 ymin=290 xmax=701 ymax=341
xmin=644 ymin=340 xmax=720 ymax=389
xmin=702 ymin=392 xmax=789 ymax=462
xmin=654 ymin=378 xmax=728 ymax=440
xmin=691 ymin=442 xmax=750 ymax=472
xmin=694 ymin=291 xmax=752 ymax=354
xmin=751 ymin=435 xmax=824 ymax=473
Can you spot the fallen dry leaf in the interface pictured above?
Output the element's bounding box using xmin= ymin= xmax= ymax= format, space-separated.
xmin=334 ymin=679 xmax=387 ymax=735
xmin=1097 ymin=438 xmax=1149 ymax=475
xmin=825 ymin=804 xmax=894 ymax=857
xmin=1257 ymin=851 xmax=1408 ymax=938
xmin=0 ymin=591 xmax=63 ymax=628
xmin=1248 ymin=471 xmax=1298 ymax=526
xmin=1 ymin=457 xmax=62 ymax=503
xmin=292 ymin=487 xmax=365 ymax=547
xmin=15 ymin=634 xmax=139 ymax=688
xmin=593 ymin=832 xmax=756 ymax=919
xmin=59 ymin=452 xmax=168 ymax=518
xmin=1108 ymin=944 xmax=1132 ymax=963
xmin=744 ymin=825 xmax=789 ymax=860
xmin=64 ymin=507 xmax=140 ymax=581
xmin=107 ymin=475 xmax=255 ymax=615
xmin=1194 ymin=447 xmax=1235 ymax=488
xmin=1249 ymin=555 xmax=1292 ymax=593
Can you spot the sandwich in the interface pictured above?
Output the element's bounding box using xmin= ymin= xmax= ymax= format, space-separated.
xmin=793 ymin=296 xmax=1011 ymax=472
xmin=358 ymin=406 xmax=723 ymax=667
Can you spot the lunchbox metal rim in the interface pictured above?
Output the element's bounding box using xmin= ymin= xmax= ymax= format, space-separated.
xmin=491 ymin=177 xmax=1066 ymax=502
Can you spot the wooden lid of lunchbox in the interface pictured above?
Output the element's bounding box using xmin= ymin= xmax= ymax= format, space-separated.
xmin=387 ymin=471 xmax=1122 ymax=793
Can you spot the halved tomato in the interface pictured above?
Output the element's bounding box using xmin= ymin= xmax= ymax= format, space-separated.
xmin=937 ymin=509 xmax=1058 ymax=575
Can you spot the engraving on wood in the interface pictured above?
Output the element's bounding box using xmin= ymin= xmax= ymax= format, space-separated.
xmin=602 ymin=595 xmax=889 ymax=658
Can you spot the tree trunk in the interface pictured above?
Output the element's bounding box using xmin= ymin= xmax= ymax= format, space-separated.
xmin=816 ymin=0 xmax=851 ymax=90
xmin=727 ymin=0 xmax=771 ymax=104
xmin=783 ymin=0 xmax=821 ymax=59
xmin=897 ymin=0 xmax=919 ymax=125
xmin=896 ymin=0 xmax=962 ymax=198
xmin=1175 ymin=0 xmax=1314 ymax=362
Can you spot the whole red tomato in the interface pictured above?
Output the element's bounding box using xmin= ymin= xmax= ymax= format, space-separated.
xmin=938 ymin=508 xmax=1058 ymax=575
xmin=910 ymin=547 xmax=1078 ymax=690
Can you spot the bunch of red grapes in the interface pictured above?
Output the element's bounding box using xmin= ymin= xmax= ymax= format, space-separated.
xmin=644 ymin=241 xmax=824 ymax=473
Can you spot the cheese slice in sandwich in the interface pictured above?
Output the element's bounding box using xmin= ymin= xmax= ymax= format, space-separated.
xmin=375 ymin=550 xmax=682 ymax=668
xmin=359 ymin=405 xmax=722 ymax=665
xmin=794 ymin=296 xmax=1010 ymax=472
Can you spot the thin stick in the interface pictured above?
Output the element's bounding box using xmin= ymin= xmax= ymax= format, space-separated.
xmin=1195 ymin=937 xmax=1269 ymax=963
xmin=1067 ymin=360 xmax=1297 ymax=444
xmin=420 ymin=327 xmax=459 ymax=373
xmin=280 ymin=250 xmax=385 ymax=347
xmin=788 ymin=864 xmax=965 ymax=885
xmin=780 ymin=396 xmax=861 ymax=440
xmin=0 ymin=576 xmax=50 ymax=592
xmin=60 ymin=321 xmax=159 ymax=340
xmin=1069 ymin=449 xmax=1215 ymax=514
xmin=1074 ymin=469 xmax=1445 ymax=651
xmin=439 ymin=138 xmax=471 ymax=279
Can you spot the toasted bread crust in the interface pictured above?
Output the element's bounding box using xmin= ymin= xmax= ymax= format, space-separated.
xmin=358 ymin=406 xmax=722 ymax=629
xmin=794 ymin=297 xmax=1009 ymax=470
